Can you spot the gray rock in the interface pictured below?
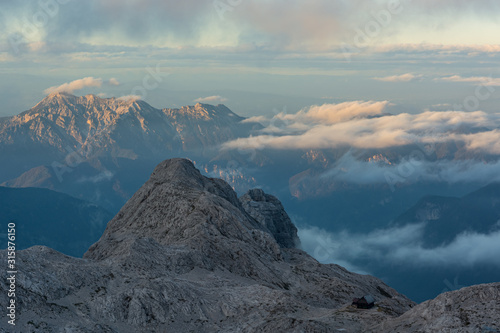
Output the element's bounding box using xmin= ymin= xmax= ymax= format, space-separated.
xmin=240 ymin=188 xmax=300 ymax=248
xmin=373 ymin=283 xmax=500 ymax=333
xmin=0 ymin=158 xmax=417 ymax=332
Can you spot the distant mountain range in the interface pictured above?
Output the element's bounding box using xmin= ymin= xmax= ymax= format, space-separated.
xmin=0 ymin=93 xmax=259 ymax=211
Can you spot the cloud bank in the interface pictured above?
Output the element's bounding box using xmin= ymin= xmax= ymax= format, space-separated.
xmin=223 ymin=101 xmax=500 ymax=155
xmin=299 ymin=224 xmax=500 ymax=272
xmin=315 ymin=153 xmax=500 ymax=186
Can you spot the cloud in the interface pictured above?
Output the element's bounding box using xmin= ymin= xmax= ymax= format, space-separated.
xmin=375 ymin=44 xmax=500 ymax=54
xmin=241 ymin=115 xmax=270 ymax=124
xmin=193 ymin=95 xmax=228 ymax=104
xmin=117 ymin=95 xmax=141 ymax=102
xmin=44 ymin=77 xmax=103 ymax=95
xmin=314 ymin=152 xmax=500 ymax=186
xmin=283 ymin=101 xmax=390 ymax=124
xmin=223 ymin=102 xmax=500 ymax=155
xmin=437 ymin=75 xmax=500 ymax=86
xmin=374 ymin=73 xmax=423 ymax=82
xmin=44 ymin=77 xmax=122 ymax=95
xmin=298 ymin=224 xmax=500 ymax=271
xmin=3 ymin=0 xmax=500 ymax=56
xmin=108 ymin=78 xmax=120 ymax=86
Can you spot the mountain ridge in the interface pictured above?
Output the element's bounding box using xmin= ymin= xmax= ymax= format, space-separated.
xmin=0 ymin=158 xmax=416 ymax=332
xmin=0 ymin=93 xmax=257 ymax=183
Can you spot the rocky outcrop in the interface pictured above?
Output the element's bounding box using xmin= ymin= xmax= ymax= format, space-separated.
xmin=373 ymin=283 xmax=500 ymax=333
xmin=0 ymin=158 xmax=415 ymax=332
xmin=239 ymin=188 xmax=300 ymax=248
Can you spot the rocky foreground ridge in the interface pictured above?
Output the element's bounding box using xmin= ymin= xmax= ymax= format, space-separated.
xmin=0 ymin=159 xmax=498 ymax=332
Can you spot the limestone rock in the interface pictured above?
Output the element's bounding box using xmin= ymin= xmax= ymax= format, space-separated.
xmin=373 ymin=283 xmax=500 ymax=333
xmin=0 ymin=158 xmax=417 ymax=332
xmin=240 ymin=188 xmax=300 ymax=248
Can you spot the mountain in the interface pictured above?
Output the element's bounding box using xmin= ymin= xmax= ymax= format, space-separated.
xmin=0 ymin=93 xmax=259 ymax=211
xmin=0 ymin=186 xmax=112 ymax=257
xmin=1 ymin=93 xmax=498 ymax=304
xmin=0 ymin=92 xmax=258 ymax=181
xmin=394 ymin=183 xmax=500 ymax=247
xmin=163 ymin=103 xmax=253 ymax=152
xmin=0 ymin=159 xmax=416 ymax=332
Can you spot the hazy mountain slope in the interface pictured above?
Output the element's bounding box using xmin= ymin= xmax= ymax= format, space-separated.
xmin=0 ymin=186 xmax=112 ymax=257
xmin=0 ymin=159 xmax=415 ymax=332
xmin=394 ymin=183 xmax=500 ymax=247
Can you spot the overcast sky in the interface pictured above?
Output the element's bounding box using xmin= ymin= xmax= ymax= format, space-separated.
xmin=1 ymin=0 xmax=500 ymax=116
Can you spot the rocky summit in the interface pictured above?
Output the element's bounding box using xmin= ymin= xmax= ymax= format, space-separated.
xmin=0 ymin=158 xmax=498 ymax=332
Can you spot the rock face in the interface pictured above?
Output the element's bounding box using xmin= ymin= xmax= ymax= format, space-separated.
xmin=239 ymin=188 xmax=300 ymax=248
xmin=373 ymin=283 xmax=500 ymax=333
xmin=0 ymin=158 xmax=416 ymax=332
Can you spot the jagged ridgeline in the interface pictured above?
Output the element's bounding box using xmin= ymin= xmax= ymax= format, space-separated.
xmin=0 ymin=158 xmax=411 ymax=332
xmin=0 ymin=159 xmax=498 ymax=332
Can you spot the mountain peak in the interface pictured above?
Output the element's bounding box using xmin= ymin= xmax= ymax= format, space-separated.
xmin=37 ymin=91 xmax=77 ymax=105
xmin=2 ymin=158 xmax=417 ymax=332
xmin=84 ymin=158 xmax=271 ymax=263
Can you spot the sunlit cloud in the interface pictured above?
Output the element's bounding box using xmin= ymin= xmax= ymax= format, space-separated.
xmin=108 ymin=78 xmax=120 ymax=86
xmin=223 ymin=102 xmax=500 ymax=154
xmin=437 ymin=75 xmax=500 ymax=86
xmin=43 ymin=77 xmax=122 ymax=95
xmin=193 ymin=95 xmax=228 ymax=104
xmin=117 ymin=95 xmax=141 ymax=102
xmin=44 ymin=77 xmax=103 ymax=95
xmin=374 ymin=73 xmax=423 ymax=82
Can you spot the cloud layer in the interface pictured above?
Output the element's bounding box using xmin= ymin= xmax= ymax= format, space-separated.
xmin=299 ymin=224 xmax=500 ymax=272
xmin=223 ymin=101 xmax=500 ymax=155
xmin=437 ymin=75 xmax=500 ymax=86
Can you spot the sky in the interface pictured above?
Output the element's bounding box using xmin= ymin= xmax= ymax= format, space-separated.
xmin=1 ymin=0 xmax=500 ymax=117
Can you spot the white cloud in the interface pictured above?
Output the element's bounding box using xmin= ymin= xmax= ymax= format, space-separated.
xmin=44 ymin=77 xmax=124 ymax=95
xmin=284 ymin=101 xmax=390 ymax=124
xmin=108 ymin=78 xmax=120 ymax=86
xmin=194 ymin=95 xmax=228 ymax=104
xmin=437 ymin=75 xmax=500 ymax=86
xmin=375 ymin=44 xmax=500 ymax=54
xmin=299 ymin=224 xmax=500 ymax=270
xmin=44 ymin=77 xmax=103 ymax=95
xmin=311 ymin=153 xmax=500 ymax=186
xmin=241 ymin=115 xmax=270 ymax=124
xmin=374 ymin=73 xmax=423 ymax=82
xmin=223 ymin=102 xmax=500 ymax=155
xmin=117 ymin=95 xmax=141 ymax=102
